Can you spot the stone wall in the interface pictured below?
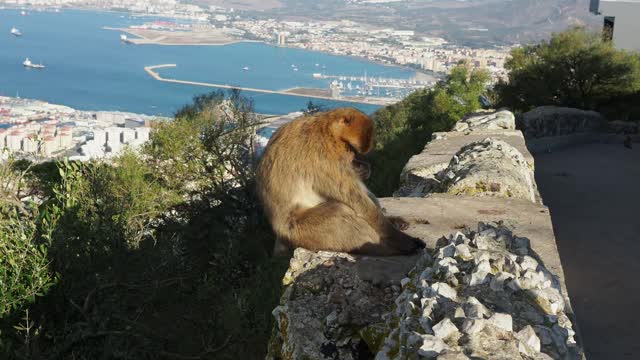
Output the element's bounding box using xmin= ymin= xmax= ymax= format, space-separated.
xmin=516 ymin=106 xmax=639 ymax=155
xmin=266 ymin=109 xmax=584 ymax=360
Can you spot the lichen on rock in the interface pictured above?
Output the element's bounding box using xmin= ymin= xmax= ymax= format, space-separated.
xmin=435 ymin=138 xmax=537 ymax=202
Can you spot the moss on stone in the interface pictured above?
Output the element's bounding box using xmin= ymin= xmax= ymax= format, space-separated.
xmin=359 ymin=323 xmax=390 ymax=354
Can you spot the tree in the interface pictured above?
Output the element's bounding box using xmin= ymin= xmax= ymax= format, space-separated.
xmin=495 ymin=27 xmax=640 ymax=112
xmin=367 ymin=64 xmax=490 ymax=196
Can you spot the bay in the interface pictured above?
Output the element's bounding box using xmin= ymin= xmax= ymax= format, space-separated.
xmin=0 ymin=9 xmax=416 ymax=116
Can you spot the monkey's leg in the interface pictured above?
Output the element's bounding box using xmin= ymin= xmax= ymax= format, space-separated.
xmin=287 ymin=201 xmax=412 ymax=255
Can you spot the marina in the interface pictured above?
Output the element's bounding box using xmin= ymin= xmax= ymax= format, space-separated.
xmin=144 ymin=64 xmax=397 ymax=106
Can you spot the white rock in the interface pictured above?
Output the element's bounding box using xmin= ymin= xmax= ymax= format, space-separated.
xmin=463 ymin=297 xmax=489 ymax=319
xmin=530 ymin=288 xmax=565 ymax=315
xmin=454 ymin=243 xmax=474 ymax=261
xmin=461 ymin=319 xmax=486 ymax=335
xmin=469 ymin=270 xmax=490 ymax=286
xmin=454 ymin=307 xmax=466 ymax=319
xmin=419 ymin=279 xmax=429 ymax=289
xmin=518 ymin=270 xmax=544 ymax=289
xmin=517 ymin=325 xmax=541 ymax=355
xmin=432 ymin=282 xmax=457 ymax=300
xmin=437 ymin=258 xmax=460 ymax=276
xmin=519 ymin=256 xmax=539 ymax=271
xmin=474 ymin=234 xmax=496 ymax=250
xmin=417 ymin=335 xmax=449 ymax=358
xmin=476 ymin=259 xmax=492 ymax=273
xmin=488 ymin=313 xmax=513 ymax=332
xmin=421 ymin=297 xmax=438 ymax=314
xmin=433 ymin=318 xmax=459 ymax=339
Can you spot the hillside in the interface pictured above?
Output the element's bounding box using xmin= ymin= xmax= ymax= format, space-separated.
xmin=195 ymin=0 xmax=601 ymax=46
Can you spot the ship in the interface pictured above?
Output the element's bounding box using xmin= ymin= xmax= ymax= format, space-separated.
xmin=10 ymin=27 xmax=22 ymax=36
xmin=242 ymin=66 xmax=250 ymax=71
xmin=20 ymin=10 xmax=27 ymax=16
xmin=23 ymin=58 xmax=45 ymax=69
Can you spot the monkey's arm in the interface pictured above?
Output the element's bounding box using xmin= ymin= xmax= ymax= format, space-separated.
xmin=313 ymin=167 xmax=383 ymax=228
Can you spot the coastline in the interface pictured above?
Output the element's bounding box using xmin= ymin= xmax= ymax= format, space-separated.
xmin=4 ymin=5 xmax=443 ymax=79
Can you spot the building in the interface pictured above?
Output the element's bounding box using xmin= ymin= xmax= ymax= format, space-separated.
xmin=590 ymin=0 xmax=640 ymax=50
xmin=276 ymin=32 xmax=287 ymax=46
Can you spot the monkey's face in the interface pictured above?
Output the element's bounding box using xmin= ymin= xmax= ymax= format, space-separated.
xmin=329 ymin=108 xmax=375 ymax=154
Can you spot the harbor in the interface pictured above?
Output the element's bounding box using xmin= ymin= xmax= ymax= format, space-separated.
xmin=143 ymin=64 xmax=398 ymax=106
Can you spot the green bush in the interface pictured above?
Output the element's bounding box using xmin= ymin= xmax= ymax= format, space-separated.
xmin=495 ymin=27 xmax=640 ymax=116
xmin=0 ymin=91 xmax=284 ymax=359
xmin=367 ymin=64 xmax=490 ymax=196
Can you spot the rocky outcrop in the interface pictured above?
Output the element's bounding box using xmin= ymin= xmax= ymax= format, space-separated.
xmin=267 ymin=108 xmax=582 ymax=360
xmin=268 ymin=250 xmax=417 ymax=360
xmin=517 ymin=106 xmax=605 ymax=138
xmin=607 ymin=120 xmax=639 ymax=134
xmin=434 ymin=138 xmax=537 ymax=203
xmin=453 ymin=110 xmax=516 ymax=132
xmin=395 ymin=109 xmax=538 ymax=203
xmin=376 ymin=223 xmax=581 ymax=360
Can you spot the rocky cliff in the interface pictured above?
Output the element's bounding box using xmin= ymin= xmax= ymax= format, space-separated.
xmin=266 ymin=109 xmax=587 ymax=360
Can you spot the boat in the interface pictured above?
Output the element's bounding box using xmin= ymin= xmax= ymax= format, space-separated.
xmin=120 ymin=34 xmax=133 ymax=44
xmin=20 ymin=10 xmax=27 ymax=16
xmin=23 ymin=58 xmax=45 ymax=69
xmin=242 ymin=66 xmax=250 ymax=71
xmin=10 ymin=27 xmax=22 ymax=36
xmin=293 ymin=67 xmax=299 ymax=72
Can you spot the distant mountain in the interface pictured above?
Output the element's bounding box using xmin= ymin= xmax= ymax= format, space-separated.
xmin=214 ymin=0 xmax=602 ymax=46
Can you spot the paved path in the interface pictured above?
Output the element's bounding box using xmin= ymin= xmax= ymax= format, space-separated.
xmin=534 ymin=143 xmax=640 ymax=359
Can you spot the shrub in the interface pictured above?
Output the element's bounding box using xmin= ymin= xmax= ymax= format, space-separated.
xmin=0 ymin=91 xmax=284 ymax=359
xmin=495 ymin=27 xmax=640 ymax=115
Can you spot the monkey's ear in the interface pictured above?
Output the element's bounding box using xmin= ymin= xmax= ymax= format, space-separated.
xmin=340 ymin=116 xmax=352 ymax=125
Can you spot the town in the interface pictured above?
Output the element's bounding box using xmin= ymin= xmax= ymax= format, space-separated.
xmin=0 ymin=96 xmax=158 ymax=161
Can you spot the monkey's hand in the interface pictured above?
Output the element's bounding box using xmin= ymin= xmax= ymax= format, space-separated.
xmin=380 ymin=216 xmax=425 ymax=255
xmin=352 ymin=159 xmax=371 ymax=180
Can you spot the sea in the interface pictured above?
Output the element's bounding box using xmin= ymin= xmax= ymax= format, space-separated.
xmin=0 ymin=9 xmax=418 ymax=116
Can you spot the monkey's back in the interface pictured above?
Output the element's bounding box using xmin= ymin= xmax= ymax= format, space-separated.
xmin=256 ymin=115 xmax=340 ymax=234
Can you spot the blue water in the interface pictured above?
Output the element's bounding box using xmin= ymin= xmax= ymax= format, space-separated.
xmin=0 ymin=9 xmax=415 ymax=115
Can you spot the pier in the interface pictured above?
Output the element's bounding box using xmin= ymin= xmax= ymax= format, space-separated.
xmin=143 ymin=64 xmax=396 ymax=106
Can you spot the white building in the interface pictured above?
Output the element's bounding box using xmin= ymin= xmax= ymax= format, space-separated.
xmin=590 ymin=0 xmax=640 ymax=50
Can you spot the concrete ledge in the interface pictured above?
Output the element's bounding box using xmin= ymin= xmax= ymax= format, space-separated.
xmin=380 ymin=195 xmax=566 ymax=290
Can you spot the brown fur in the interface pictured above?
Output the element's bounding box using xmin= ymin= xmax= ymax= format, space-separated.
xmin=256 ymin=108 xmax=424 ymax=255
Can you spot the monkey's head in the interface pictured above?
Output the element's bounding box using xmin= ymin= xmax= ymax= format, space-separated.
xmin=327 ymin=108 xmax=374 ymax=154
